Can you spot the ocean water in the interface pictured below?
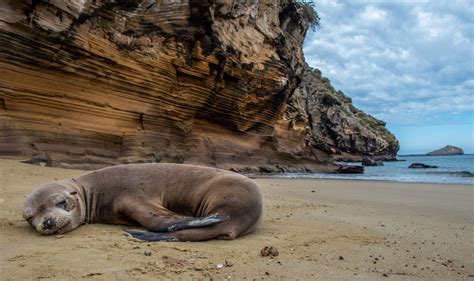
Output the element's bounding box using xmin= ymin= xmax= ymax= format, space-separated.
xmin=271 ymin=154 xmax=474 ymax=185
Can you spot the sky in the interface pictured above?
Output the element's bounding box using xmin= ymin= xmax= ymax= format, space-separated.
xmin=303 ymin=0 xmax=474 ymax=154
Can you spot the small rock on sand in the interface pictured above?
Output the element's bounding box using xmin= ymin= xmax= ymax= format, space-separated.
xmin=261 ymin=246 xmax=279 ymax=257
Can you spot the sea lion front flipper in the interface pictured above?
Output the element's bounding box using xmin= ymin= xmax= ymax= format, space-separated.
xmin=117 ymin=199 xmax=192 ymax=231
xmin=119 ymin=198 xmax=228 ymax=233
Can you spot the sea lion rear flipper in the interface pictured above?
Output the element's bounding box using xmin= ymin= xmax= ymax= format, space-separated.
xmin=161 ymin=213 xmax=229 ymax=232
xmin=124 ymin=230 xmax=177 ymax=242
xmin=124 ymin=214 xmax=229 ymax=242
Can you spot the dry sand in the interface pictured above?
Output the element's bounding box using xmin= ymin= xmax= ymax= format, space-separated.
xmin=0 ymin=159 xmax=473 ymax=280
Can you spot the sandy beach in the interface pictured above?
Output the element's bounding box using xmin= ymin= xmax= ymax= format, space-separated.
xmin=0 ymin=159 xmax=472 ymax=280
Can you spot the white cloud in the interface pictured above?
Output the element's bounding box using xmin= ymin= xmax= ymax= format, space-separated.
xmin=414 ymin=11 xmax=460 ymax=40
xmin=361 ymin=6 xmax=387 ymax=22
xmin=317 ymin=0 xmax=344 ymax=10
xmin=304 ymin=1 xmax=474 ymax=126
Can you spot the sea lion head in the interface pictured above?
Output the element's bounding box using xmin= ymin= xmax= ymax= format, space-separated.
xmin=22 ymin=180 xmax=84 ymax=235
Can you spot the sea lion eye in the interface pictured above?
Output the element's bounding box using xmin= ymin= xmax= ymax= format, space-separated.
xmin=56 ymin=199 xmax=67 ymax=209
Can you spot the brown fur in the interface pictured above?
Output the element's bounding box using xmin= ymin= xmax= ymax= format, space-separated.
xmin=22 ymin=163 xmax=263 ymax=241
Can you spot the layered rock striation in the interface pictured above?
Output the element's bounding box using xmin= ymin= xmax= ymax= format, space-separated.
xmin=0 ymin=0 xmax=398 ymax=172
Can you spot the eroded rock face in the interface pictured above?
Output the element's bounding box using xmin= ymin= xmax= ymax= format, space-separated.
xmin=279 ymin=66 xmax=399 ymax=162
xmin=0 ymin=0 xmax=335 ymax=172
xmin=0 ymin=0 xmax=397 ymax=172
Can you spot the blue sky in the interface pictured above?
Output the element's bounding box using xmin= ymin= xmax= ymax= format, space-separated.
xmin=303 ymin=0 xmax=474 ymax=154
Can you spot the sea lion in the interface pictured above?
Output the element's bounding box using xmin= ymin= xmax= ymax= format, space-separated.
xmin=22 ymin=163 xmax=263 ymax=241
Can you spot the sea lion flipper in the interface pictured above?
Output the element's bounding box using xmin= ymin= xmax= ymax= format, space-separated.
xmin=124 ymin=214 xmax=229 ymax=242
xmin=165 ymin=213 xmax=229 ymax=232
xmin=124 ymin=229 xmax=178 ymax=242
xmin=119 ymin=200 xmax=192 ymax=231
xmin=121 ymin=199 xmax=229 ymax=233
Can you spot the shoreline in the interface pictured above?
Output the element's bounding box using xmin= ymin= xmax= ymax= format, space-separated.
xmin=5 ymin=155 xmax=473 ymax=186
xmin=1 ymin=159 xmax=473 ymax=280
xmin=398 ymin=154 xmax=473 ymax=157
xmin=248 ymin=174 xmax=474 ymax=186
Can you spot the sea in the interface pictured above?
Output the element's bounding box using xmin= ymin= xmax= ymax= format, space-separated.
xmin=271 ymin=154 xmax=474 ymax=185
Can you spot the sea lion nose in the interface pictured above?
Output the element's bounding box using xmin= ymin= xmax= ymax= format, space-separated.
xmin=42 ymin=218 xmax=54 ymax=230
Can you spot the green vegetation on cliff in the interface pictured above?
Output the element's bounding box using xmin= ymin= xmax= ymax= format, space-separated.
xmin=295 ymin=1 xmax=320 ymax=30
xmin=313 ymin=68 xmax=398 ymax=151
xmin=285 ymin=65 xmax=400 ymax=161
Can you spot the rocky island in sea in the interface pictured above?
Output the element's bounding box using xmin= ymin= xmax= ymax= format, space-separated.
xmin=427 ymin=145 xmax=464 ymax=156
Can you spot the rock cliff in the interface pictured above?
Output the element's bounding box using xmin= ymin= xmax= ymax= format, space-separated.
xmin=427 ymin=145 xmax=464 ymax=156
xmin=280 ymin=66 xmax=399 ymax=162
xmin=0 ymin=0 xmax=398 ymax=172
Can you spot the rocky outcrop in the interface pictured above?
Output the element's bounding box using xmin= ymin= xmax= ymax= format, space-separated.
xmin=427 ymin=145 xmax=464 ymax=156
xmin=337 ymin=165 xmax=364 ymax=174
xmin=0 ymin=0 xmax=398 ymax=172
xmin=279 ymin=66 xmax=399 ymax=162
xmin=362 ymin=157 xmax=384 ymax=166
xmin=409 ymin=163 xmax=438 ymax=169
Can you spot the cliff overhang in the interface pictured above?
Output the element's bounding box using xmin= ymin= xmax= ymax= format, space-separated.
xmin=0 ymin=0 xmax=398 ymax=173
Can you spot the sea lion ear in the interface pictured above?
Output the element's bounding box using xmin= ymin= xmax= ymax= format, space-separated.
xmin=69 ymin=191 xmax=78 ymax=195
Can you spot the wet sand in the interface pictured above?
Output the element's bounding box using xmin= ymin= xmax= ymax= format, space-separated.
xmin=0 ymin=159 xmax=472 ymax=280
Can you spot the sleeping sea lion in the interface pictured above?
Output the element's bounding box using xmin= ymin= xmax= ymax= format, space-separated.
xmin=22 ymin=163 xmax=263 ymax=241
